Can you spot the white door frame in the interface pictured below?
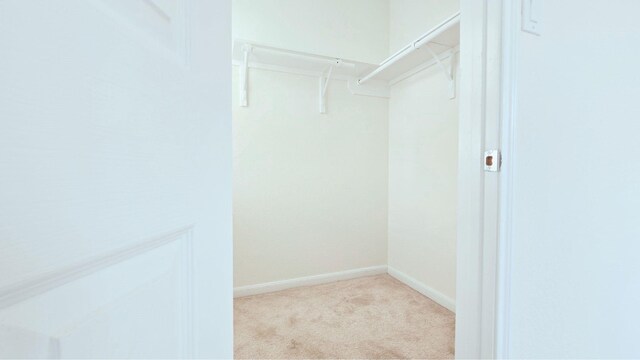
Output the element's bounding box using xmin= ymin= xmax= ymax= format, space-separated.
xmin=495 ymin=0 xmax=521 ymax=358
xmin=456 ymin=1 xmax=514 ymax=358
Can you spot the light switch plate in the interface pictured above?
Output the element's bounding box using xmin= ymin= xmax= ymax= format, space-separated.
xmin=522 ymin=0 xmax=542 ymax=35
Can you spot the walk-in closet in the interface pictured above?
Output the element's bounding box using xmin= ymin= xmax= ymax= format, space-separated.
xmin=232 ymin=1 xmax=460 ymax=358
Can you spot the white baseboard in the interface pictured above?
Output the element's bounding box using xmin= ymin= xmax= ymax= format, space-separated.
xmin=387 ymin=266 xmax=456 ymax=313
xmin=234 ymin=265 xmax=388 ymax=298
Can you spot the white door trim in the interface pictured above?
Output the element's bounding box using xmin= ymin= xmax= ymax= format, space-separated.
xmin=456 ymin=1 xmax=511 ymax=358
xmin=495 ymin=0 xmax=521 ymax=358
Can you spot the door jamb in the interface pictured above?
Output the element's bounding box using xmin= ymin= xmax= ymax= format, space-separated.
xmin=495 ymin=0 xmax=520 ymax=358
xmin=455 ymin=1 xmax=513 ymax=358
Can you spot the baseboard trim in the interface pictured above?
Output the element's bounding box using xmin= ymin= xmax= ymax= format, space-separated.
xmin=234 ymin=265 xmax=388 ymax=298
xmin=387 ymin=266 xmax=456 ymax=313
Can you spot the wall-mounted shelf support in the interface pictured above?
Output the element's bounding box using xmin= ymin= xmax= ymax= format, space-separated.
xmin=319 ymin=64 xmax=335 ymax=114
xmin=233 ymin=12 xmax=460 ymax=110
xmin=423 ymin=44 xmax=456 ymax=99
xmin=239 ymin=45 xmax=252 ymax=107
xmin=232 ymin=40 xmax=387 ymax=112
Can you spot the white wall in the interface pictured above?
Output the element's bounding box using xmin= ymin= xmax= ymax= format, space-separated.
xmin=232 ymin=68 xmax=389 ymax=287
xmin=232 ymin=0 xmax=390 ymax=288
xmin=505 ymin=1 xmax=640 ymax=358
xmin=0 ymin=0 xmax=232 ymax=357
xmin=387 ymin=0 xmax=459 ymax=308
xmin=232 ymin=0 xmax=389 ymax=64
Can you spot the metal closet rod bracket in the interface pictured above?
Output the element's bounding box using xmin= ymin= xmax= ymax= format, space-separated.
xmin=319 ymin=59 xmax=342 ymax=114
xmin=239 ymin=45 xmax=253 ymax=107
xmin=422 ymin=44 xmax=456 ymax=99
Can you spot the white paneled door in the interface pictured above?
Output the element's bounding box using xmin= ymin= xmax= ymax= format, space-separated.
xmin=0 ymin=0 xmax=233 ymax=358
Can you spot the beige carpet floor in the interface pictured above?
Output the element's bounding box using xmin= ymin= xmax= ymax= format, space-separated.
xmin=234 ymin=274 xmax=455 ymax=359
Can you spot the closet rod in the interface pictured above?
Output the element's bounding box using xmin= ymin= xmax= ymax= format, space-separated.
xmin=243 ymin=42 xmax=357 ymax=69
xmin=358 ymin=12 xmax=460 ymax=85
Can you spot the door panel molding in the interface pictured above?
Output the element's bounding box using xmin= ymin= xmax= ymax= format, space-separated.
xmin=88 ymin=0 xmax=190 ymax=66
xmin=0 ymin=225 xmax=193 ymax=309
xmin=0 ymin=226 xmax=195 ymax=358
